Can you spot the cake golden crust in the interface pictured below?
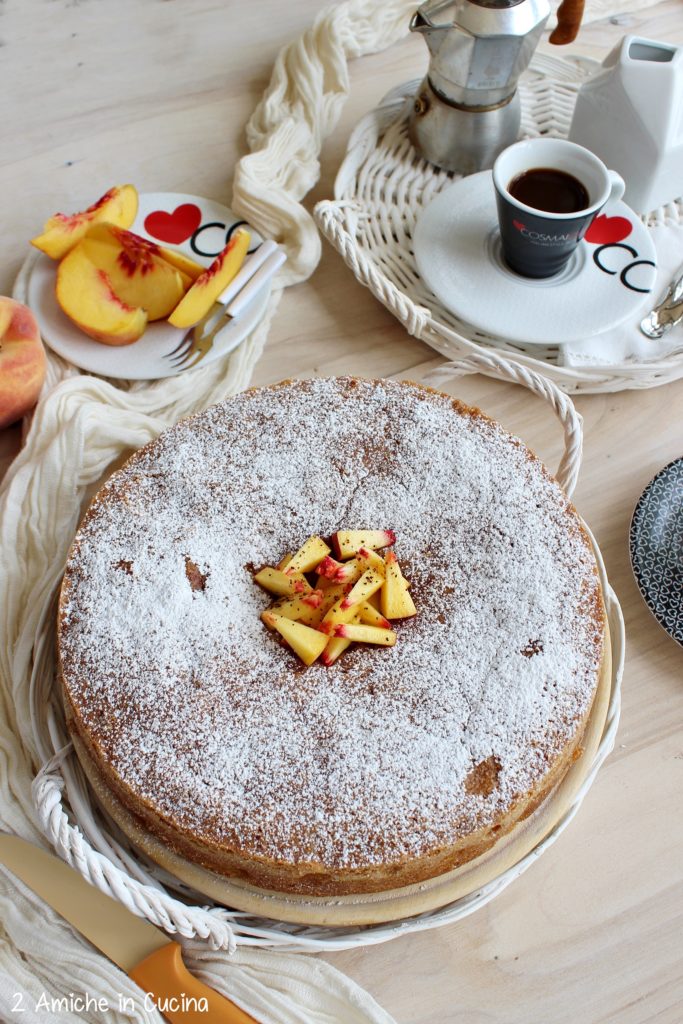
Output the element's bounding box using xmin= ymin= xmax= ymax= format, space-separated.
xmin=58 ymin=378 xmax=605 ymax=896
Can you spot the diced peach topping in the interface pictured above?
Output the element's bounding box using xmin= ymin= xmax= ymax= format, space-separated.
xmin=253 ymin=530 xmax=416 ymax=668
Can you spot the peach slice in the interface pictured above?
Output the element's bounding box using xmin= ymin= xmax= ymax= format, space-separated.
xmin=0 ymin=298 xmax=47 ymax=429
xmin=333 ymin=623 xmax=396 ymax=646
xmin=253 ymin=567 xmax=312 ymax=597
xmin=321 ymin=611 xmax=361 ymax=666
xmin=306 ymin=584 xmax=348 ymax=626
xmin=31 ymin=185 xmax=138 ymax=260
xmin=262 ymin=598 xmax=320 ymax=627
xmin=316 ymin=555 xmax=344 ymax=580
xmin=381 ymin=551 xmax=417 ymax=619
xmin=331 ymin=530 xmax=396 ymax=559
xmin=358 ymin=602 xmax=392 ymax=630
xmin=262 ymin=612 xmax=328 ymax=666
xmin=316 ymin=555 xmax=362 ymax=584
xmin=81 ymin=224 xmax=188 ymax=321
xmin=158 ymin=246 xmax=203 ymax=282
xmin=318 ymin=596 xmax=358 ymax=635
xmin=285 ymin=535 xmax=331 ymax=575
xmin=55 ymin=246 xmax=147 ymax=346
xmin=168 ymin=228 xmax=250 ymax=328
xmin=357 ymin=546 xmax=386 ymax=575
xmin=334 ymin=559 xmax=363 ymax=583
xmin=340 ymin=569 xmax=384 ymax=609
xmin=320 ymin=636 xmax=353 ymax=667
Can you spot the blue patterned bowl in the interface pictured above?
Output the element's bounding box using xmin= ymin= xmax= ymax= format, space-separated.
xmin=630 ymin=458 xmax=683 ymax=647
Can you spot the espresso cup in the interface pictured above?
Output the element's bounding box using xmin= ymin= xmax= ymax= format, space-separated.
xmin=493 ymin=138 xmax=625 ymax=279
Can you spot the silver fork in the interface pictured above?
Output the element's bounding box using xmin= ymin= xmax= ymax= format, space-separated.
xmin=166 ymin=321 xmax=217 ymax=371
xmin=165 ymin=244 xmax=285 ymax=371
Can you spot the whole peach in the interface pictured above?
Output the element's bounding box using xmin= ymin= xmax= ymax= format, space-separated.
xmin=0 ymin=297 xmax=47 ymax=429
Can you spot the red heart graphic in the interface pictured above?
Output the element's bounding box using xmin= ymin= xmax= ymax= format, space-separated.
xmin=585 ymin=214 xmax=632 ymax=245
xmin=513 ymin=219 xmax=525 ymax=231
xmin=144 ymin=203 xmax=202 ymax=244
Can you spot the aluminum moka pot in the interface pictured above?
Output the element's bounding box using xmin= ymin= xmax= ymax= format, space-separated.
xmin=409 ymin=0 xmax=550 ymax=175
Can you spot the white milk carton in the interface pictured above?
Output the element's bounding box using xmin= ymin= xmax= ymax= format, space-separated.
xmin=569 ymin=36 xmax=683 ymax=215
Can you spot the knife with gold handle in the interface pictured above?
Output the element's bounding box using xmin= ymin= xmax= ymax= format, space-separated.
xmin=0 ymin=833 xmax=259 ymax=1023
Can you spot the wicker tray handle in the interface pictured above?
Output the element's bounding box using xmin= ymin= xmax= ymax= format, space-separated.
xmin=315 ymin=200 xmax=583 ymax=497
xmin=426 ymin=356 xmax=583 ymax=497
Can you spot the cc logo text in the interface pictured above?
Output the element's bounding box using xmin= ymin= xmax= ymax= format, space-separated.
xmin=592 ymin=243 xmax=656 ymax=294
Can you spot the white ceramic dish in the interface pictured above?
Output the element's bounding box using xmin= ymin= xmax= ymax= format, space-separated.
xmin=27 ymin=192 xmax=269 ymax=380
xmin=413 ymin=171 xmax=657 ymax=346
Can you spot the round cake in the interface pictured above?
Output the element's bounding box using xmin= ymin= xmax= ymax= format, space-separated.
xmin=58 ymin=377 xmax=605 ymax=896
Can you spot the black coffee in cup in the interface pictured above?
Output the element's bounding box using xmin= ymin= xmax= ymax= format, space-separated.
xmin=508 ymin=168 xmax=589 ymax=215
xmin=492 ymin=139 xmax=624 ymax=280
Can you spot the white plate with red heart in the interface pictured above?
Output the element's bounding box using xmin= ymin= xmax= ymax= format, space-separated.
xmin=27 ymin=192 xmax=268 ymax=380
xmin=414 ymin=172 xmax=657 ymax=346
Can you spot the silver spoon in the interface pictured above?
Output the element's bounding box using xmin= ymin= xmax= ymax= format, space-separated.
xmin=640 ymin=260 xmax=683 ymax=339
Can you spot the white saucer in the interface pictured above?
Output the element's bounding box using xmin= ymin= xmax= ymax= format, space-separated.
xmin=27 ymin=192 xmax=269 ymax=380
xmin=413 ymin=172 xmax=657 ymax=346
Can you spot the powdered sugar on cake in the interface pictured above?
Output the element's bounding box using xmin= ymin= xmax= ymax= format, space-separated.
xmin=59 ymin=378 xmax=604 ymax=869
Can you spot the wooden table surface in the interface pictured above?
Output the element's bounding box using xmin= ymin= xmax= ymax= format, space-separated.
xmin=2 ymin=2 xmax=682 ymax=1022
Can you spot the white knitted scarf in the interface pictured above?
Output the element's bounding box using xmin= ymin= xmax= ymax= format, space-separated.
xmin=0 ymin=1 xmax=659 ymax=1021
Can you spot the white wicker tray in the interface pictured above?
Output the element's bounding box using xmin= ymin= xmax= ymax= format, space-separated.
xmin=29 ymin=352 xmax=624 ymax=953
xmin=314 ymin=54 xmax=683 ymax=394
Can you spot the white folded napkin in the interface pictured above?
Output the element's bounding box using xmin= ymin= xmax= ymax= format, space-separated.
xmin=562 ymin=224 xmax=683 ymax=366
xmin=0 ymin=872 xmax=397 ymax=1024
